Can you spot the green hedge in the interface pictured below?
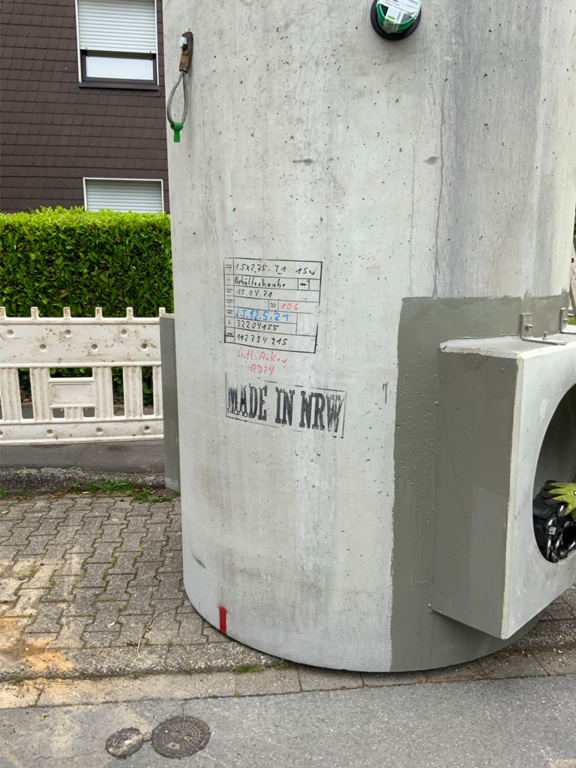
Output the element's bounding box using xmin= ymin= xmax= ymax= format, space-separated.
xmin=0 ymin=207 xmax=173 ymax=318
xmin=0 ymin=207 xmax=173 ymax=405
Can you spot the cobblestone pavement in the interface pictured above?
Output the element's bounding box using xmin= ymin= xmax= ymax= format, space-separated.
xmin=1 ymin=493 xmax=576 ymax=683
xmin=0 ymin=494 xmax=276 ymax=682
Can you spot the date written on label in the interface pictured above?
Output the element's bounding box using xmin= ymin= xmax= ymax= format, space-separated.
xmin=224 ymin=258 xmax=322 ymax=353
xmin=226 ymin=377 xmax=346 ymax=437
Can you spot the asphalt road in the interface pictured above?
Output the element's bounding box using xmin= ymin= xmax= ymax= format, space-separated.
xmin=0 ymin=441 xmax=165 ymax=474
xmin=1 ymin=675 xmax=576 ymax=767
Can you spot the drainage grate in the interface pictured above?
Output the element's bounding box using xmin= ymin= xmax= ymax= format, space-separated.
xmin=152 ymin=716 xmax=211 ymax=758
xmin=105 ymin=728 xmax=144 ymax=758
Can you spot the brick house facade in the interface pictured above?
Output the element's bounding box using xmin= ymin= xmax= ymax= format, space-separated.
xmin=0 ymin=0 xmax=169 ymax=213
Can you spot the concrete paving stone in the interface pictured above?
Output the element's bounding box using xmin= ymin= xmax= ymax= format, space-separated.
xmin=23 ymin=562 xmax=60 ymax=590
xmin=5 ymin=528 xmax=32 ymax=546
xmin=150 ymin=597 xmax=185 ymax=617
xmin=158 ymin=550 xmax=182 ymax=574
xmin=0 ymin=546 xmax=19 ymax=560
xmin=55 ymin=615 xmax=90 ymax=649
xmin=510 ymin=620 xmax=576 ymax=652
xmin=154 ymin=572 xmax=182 ymax=599
xmin=0 ymin=680 xmax=43 ymax=708
xmin=164 ymin=531 xmax=182 ymax=550
xmin=26 ymin=603 xmax=64 ymax=634
xmin=22 ymin=534 xmax=52 ymax=555
xmin=560 ymin=590 xmax=576 ymax=611
xmin=12 ymin=516 xmax=43 ymax=530
xmin=3 ymin=588 xmax=48 ymax=618
xmin=43 ymin=544 xmax=71 ymax=560
xmin=148 ymin=506 xmax=173 ymax=522
xmin=33 ymin=518 xmax=62 ymax=536
xmin=81 ymin=562 xmax=109 ymax=587
xmin=111 ymin=614 xmax=151 ymax=648
xmin=84 ymin=629 xmax=121 ymax=648
xmin=543 ymin=602 xmax=575 ymax=620
xmin=138 ymin=547 xmax=164 ymax=563
xmin=539 ymin=651 xmax=576 ymax=676
xmin=177 ymin=600 xmax=197 ymax=614
xmin=479 ymin=653 xmax=548 ymax=679
xmin=203 ymin=624 xmax=233 ymax=643
xmin=66 ymin=534 xmax=97 ymax=555
xmin=66 ymin=645 xmax=168 ymax=677
xmin=99 ymin=574 xmax=132 ymax=601
xmin=362 ymin=671 xmax=428 ymax=687
xmin=123 ymin=518 xmax=149 ymax=536
xmin=550 ymin=760 xmax=576 ymax=767
xmin=142 ymin=523 xmax=169 ymax=543
xmin=81 ymin=517 xmax=107 ymax=534
xmin=0 ymin=577 xmax=20 ymax=603
xmin=165 ymin=642 xmax=278 ymax=674
xmin=56 ymin=553 xmax=91 ymax=577
xmin=128 ymin=561 xmax=160 ymax=588
xmin=425 ymin=661 xmax=487 ymax=683
xmin=176 ymin=612 xmax=204 ymax=642
xmin=50 ymin=525 xmax=81 ymax=544
xmin=122 ymin=587 xmax=156 ymax=615
xmin=108 ymin=552 xmax=138 ymax=574
xmin=85 ymin=602 xmax=122 ymax=632
xmin=121 ymin=532 xmax=146 ymax=551
xmin=144 ymin=611 xmax=180 ymax=646
xmin=86 ymin=542 xmax=119 ymax=564
xmin=100 ymin=524 xmax=126 ymax=541
xmin=298 ymin=667 xmax=364 ymax=691
xmin=45 ymin=576 xmax=76 ymax=603
xmin=67 ymin=587 xmax=104 ymax=616
xmin=235 ymin=669 xmax=301 ymax=696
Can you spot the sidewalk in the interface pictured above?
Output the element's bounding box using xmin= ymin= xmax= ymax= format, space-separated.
xmin=1 ymin=493 xmax=576 ymax=685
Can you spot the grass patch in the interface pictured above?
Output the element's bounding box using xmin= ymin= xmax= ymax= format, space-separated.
xmin=274 ymin=659 xmax=294 ymax=670
xmin=231 ymin=664 xmax=264 ymax=675
xmin=10 ymin=675 xmax=24 ymax=685
xmin=0 ymin=489 xmax=7 ymax=500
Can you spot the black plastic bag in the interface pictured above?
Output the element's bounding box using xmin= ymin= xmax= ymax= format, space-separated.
xmin=533 ymin=481 xmax=576 ymax=562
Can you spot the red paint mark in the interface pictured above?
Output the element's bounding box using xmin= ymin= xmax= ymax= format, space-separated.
xmin=219 ymin=606 xmax=227 ymax=635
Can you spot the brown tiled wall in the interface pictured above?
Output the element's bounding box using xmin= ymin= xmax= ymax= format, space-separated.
xmin=0 ymin=0 xmax=169 ymax=213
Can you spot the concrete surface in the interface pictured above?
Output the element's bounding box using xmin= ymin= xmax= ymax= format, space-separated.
xmin=1 ymin=494 xmax=576 ymax=684
xmin=165 ymin=0 xmax=576 ymax=672
xmin=2 ymin=673 xmax=576 ymax=766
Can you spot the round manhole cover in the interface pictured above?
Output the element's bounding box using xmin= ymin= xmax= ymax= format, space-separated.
xmin=105 ymin=728 xmax=144 ymax=758
xmin=152 ymin=716 xmax=211 ymax=758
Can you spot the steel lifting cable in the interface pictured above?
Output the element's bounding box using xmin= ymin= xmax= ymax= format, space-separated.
xmin=167 ymin=32 xmax=193 ymax=143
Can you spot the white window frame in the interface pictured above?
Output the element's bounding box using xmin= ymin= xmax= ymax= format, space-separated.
xmin=83 ymin=177 xmax=165 ymax=213
xmin=75 ymin=0 xmax=159 ymax=87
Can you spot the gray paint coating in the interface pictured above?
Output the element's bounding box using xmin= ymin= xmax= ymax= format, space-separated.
xmin=391 ymin=295 xmax=567 ymax=671
xmin=163 ymin=0 xmax=576 ymax=672
xmin=160 ymin=314 xmax=181 ymax=493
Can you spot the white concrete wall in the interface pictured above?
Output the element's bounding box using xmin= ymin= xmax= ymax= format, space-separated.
xmin=164 ymin=0 xmax=576 ymax=669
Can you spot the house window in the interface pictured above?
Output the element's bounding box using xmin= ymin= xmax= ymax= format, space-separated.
xmin=84 ymin=179 xmax=164 ymax=213
xmin=76 ymin=0 xmax=158 ymax=87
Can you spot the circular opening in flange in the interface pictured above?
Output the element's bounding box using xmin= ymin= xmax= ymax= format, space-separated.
xmin=533 ymin=383 xmax=576 ymax=562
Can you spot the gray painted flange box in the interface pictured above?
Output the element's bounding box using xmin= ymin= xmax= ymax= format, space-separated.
xmin=433 ymin=334 xmax=576 ymax=640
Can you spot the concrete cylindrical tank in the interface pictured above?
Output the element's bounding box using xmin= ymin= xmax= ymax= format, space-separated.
xmin=164 ymin=1 xmax=576 ymax=671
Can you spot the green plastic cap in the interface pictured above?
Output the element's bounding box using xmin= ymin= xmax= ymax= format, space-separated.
xmin=376 ymin=0 xmax=421 ymax=34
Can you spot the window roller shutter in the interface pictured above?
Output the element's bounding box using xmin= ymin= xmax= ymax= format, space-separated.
xmin=78 ymin=0 xmax=157 ymax=54
xmin=85 ymin=180 xmax=163 ymax=213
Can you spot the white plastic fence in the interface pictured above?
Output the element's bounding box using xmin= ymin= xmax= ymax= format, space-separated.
xmin=0 ymin=307 xmax=164 ymax=445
